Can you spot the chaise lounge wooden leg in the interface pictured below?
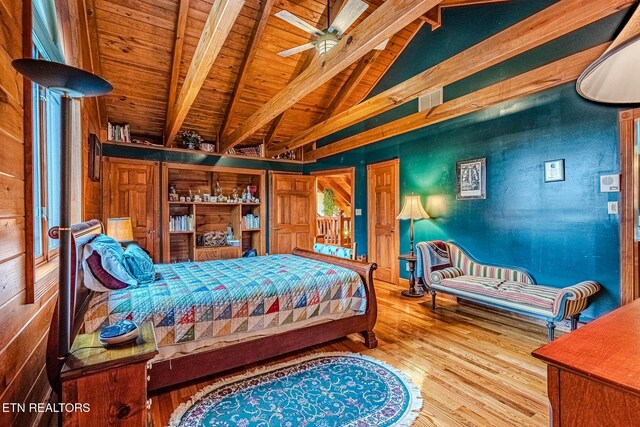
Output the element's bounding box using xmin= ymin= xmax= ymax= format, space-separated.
xmin=430 ymin=290 xmax=437 ymax=309
xmin=547 ymin=321 xmax=556 ymax=341
xmin=570 ymin=314 xmax=580 ymax=331
xmin=361 ymin=330 xmax=378 ymax=349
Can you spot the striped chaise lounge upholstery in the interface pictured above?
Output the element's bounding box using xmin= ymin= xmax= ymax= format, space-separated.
xmin=415 ymin=240 xmax=601 ymax=341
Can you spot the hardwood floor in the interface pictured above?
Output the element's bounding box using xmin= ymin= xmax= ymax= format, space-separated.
xmin=149 ymin=281 xmax=551 ymax=426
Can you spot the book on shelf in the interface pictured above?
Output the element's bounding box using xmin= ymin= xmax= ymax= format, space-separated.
xmin=242 ymin=214 xmax=259 ymax=229
xmin=169 ymin=215 xmax=194 ymax=232
xmin=108 ymin=122 xmax=131 ymax=143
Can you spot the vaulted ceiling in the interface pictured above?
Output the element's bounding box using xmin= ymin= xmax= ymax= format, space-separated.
xmin=88 ymin=0 xmax=505 ymax=150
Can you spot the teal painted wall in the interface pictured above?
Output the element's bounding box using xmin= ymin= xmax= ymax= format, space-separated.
xmin=306 ymin=1 xmax=630 ymax=319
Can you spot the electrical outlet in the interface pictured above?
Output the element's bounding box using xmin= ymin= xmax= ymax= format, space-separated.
xmin=355 ymin=209 xmax=362 ymax=216
xmin=608 ymin=201 xmax=619 ymax=215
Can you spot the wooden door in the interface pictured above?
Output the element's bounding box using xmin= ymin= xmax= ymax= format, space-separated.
xmin=103 ymin=158 xmax=160 ymax=261
xmin=270 ymin=174 xmax=316 ymax=254
xmin=367 ymin=159 xmax=399 ymax=284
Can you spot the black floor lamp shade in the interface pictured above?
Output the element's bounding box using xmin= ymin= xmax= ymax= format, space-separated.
xmin=12 ymin=58 xmax=112 ymax=97
xmin=12 ymin=58 xmax=112 ymax=389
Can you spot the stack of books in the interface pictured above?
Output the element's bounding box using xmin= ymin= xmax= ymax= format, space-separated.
xmin=108 ymin=122 xmax=131 ymax=142
xmin=242 ymin=214 xmax=259 ymax=229
xmin=169 ymin=215 xmax=194 ymax=232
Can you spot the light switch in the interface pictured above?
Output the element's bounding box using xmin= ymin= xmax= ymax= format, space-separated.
xmin=608 ymin=201 xmax=619 ymax=215
xmin=355 ymin=209 xmax=362 ymax=216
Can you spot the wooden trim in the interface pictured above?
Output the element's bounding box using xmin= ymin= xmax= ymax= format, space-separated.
xmin=367 ymin=159 xmax=400 ymax=285
xmin=220 ymin=0 xmax=443 ymax=152
xmin=619 ymin=108 xmax=640 ymax=304
xmin=165 ymin=0 xmax=190 ymax=131
xmin=23 ymin=0 xmax=34 ymax=303
xmin=102 ymin=141 xmax=309 ymax=165
xmin=306 ymin=43 xmax=607 ymax=161
xmin=220 ymin=0 xmax=275 ymax=139
xmin=82 ymin=0 xmax=107 ymax=130
xmin=273 ymin=0 xmax=635 ymax=154
xmin=164 ymin=0 xmax=245 ymax=145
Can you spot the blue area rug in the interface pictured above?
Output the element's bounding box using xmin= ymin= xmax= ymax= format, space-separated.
xmin=169 ymin=352 xmax=423 ymax=427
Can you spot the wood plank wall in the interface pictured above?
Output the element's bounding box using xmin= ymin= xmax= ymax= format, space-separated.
xmin=0 ymin=0 xmax=101 ymax=425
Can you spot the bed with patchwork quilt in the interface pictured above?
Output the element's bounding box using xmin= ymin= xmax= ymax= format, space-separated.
xmin=84 ymin=254 xmax=369 ymax=361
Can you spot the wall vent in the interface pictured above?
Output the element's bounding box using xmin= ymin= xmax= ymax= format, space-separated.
xmin=418 ymin=88 xmax=443 ymax=112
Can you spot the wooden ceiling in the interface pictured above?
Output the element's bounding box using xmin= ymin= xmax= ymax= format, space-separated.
xmin=89 ymin=0 xmax=505 ymax=150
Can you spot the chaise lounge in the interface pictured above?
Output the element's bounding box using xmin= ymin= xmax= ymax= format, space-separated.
xmin=416 ymin=240 xmax=601 ymax=340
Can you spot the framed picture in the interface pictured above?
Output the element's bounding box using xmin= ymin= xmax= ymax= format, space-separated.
xmin=88 ymin=133 xmax=101 ymax=182
xmin=544 ymin=159 xmax=565 ymax=182
xmin=456 ymin=157 xmax=486 ymax=200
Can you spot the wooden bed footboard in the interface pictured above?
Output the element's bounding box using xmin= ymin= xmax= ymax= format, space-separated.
xmin=149 ymin=248 xmax=378 ymax=391
xmin=45 ymin=220 xmax=379 ymax=392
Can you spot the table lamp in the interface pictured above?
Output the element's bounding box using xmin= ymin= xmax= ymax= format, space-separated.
xmin=106 ymin=217 xmax=134 ymax=245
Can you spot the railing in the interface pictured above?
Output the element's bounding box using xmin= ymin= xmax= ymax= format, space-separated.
xmin=317 ymin=216 xmax=352 ymax=247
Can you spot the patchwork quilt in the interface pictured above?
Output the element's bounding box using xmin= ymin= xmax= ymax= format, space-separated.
xmin=84 ymin=255 xmax=367 ymax=346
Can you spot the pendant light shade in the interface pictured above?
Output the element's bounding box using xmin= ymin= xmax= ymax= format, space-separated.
xmin=12 ymin=58 xmax=113 ymax=98
xmin=576 ymin=7 xmax=640 ymax=104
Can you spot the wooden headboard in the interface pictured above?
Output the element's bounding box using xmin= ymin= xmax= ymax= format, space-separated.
xmin=46 ymin=219 xmax=103 ymax=390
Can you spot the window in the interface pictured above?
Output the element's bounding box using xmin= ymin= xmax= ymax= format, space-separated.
xmin=32 ymin=2 xmax=64 ymax=265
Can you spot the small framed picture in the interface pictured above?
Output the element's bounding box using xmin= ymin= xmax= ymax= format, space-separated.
xmin=88 ymin=133 xmax=102 ymax=182
xmin=544 ymin=159 xmax=565 ymax=183
xmin=456 ymin=157 xmax=486 ymax=200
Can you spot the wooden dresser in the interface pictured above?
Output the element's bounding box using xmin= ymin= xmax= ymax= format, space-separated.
xmin=532 ymin=299 xmax=640 ymax=427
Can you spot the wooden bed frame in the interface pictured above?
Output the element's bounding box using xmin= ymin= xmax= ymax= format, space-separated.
xmin=46 ymin=220 xmax=378 ymax=392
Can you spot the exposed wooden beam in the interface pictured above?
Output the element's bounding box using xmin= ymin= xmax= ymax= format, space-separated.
xmin=219 ymin=0 xmax=443 ymax=153
xmin=270 ymin=0 xmax=634 ymax=156
xmin=439 ymin=0 xmax=509 ymax=6
xmin=320 ymin=50 xmax=381 ymax=121
xmin=421 ymin=7 xmax=442 ymax=30
xmin=263 ymin=51 xmax=317 ymax=148
xmin=220 ymin=0 xmax=275 ymax=139
xmin=305 ymin=43 xmax=608 ymax=161
xmin=165 ymin=0 xmax=190 ymax=143
xmin=262 ymin=0 xmax=346 ymax=150
xmin=165 ymin=0 xmax=244 ymax=145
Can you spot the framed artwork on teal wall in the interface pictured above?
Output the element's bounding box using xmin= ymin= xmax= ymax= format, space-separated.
xmin=456 ymin=158 xmax=486 ymax=200
xmin=544 ymin=159 xmax=565 ymax=182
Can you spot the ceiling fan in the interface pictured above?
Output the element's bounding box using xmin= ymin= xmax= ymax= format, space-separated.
xmin=275 ymin=0 xmax=388 ymax=57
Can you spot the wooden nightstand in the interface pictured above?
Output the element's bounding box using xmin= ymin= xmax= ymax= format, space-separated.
xmin=60 ymin=323 xmax=158 ymax=426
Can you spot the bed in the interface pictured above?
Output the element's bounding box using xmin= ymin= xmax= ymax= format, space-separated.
xmin=46 ymin=220 xmax=378 ymax=391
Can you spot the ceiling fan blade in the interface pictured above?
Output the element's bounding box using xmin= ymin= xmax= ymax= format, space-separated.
xmin=277 ymin=42 xmax=316 ymax=57
xmin=329 ymin=0 xmax=368 ymax=36
xmin=275 ymin=10 xmax=324 ymax=36
xmin=373 ymin=38 xmax=389 ymax=51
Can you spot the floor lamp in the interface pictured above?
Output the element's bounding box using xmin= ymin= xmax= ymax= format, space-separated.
xmin=12 ymin=59 xmax=112 ymax=372
xmin=397 ymin=193 xmax=429 ymax=298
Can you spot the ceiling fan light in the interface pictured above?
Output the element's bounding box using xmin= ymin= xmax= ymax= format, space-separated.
xmin=315 ymin=32 xmax=339 ymax=56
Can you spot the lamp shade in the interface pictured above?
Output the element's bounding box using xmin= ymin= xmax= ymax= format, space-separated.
xmin=106 ymin=217 xmax=134 ymax=242
xmin=12 ymin=58 xmax=113 ymax=98
xmin=397 ymin=194 xmax=429 ymax=220
xmin=576 ymin=7 xmax=640 ymax=103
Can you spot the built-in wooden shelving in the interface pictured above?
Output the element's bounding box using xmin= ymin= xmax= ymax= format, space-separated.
xmin=161 ymin=164 xmax=266 ymax=263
